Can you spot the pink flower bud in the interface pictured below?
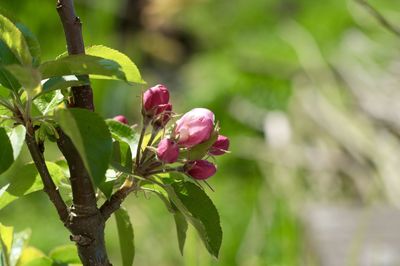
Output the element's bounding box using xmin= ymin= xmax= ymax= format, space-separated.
xmin=153 ymin=103 xmax=172 ymax=128
xmin=175 ymin=108 xmax=215 ymax=148
xmin=157 ymin=138 xmax=179 ymax=163
xmin=186 ymin=160 xmax=217 ymax=180
xmin=143 ymin=84 xmax=170 ymax=114
xmin=113 ymin=115 xmax=128 ymax=125
xmin=209 ymin=135 xmax=229 ymax=155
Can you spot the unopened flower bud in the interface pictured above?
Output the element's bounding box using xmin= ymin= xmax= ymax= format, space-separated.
xmin=185 ymin=160 xmax=217 ymax=180
xmin=175 ymin=108 xmax=215 ymax=148
xmin=143 ymin=84 xmax=169 ymax=115
xmin=209 ymin=135 xmax=229 ymax=155
xmin=153 ymin=103 xmax=172 ymax=128
xmin=157 ymin=138 xmax=179 ymax=163
xmin=113 ymin=115 xmax=128 ymax=125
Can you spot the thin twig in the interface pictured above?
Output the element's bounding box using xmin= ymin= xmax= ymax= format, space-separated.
xmin=355 ymin=0 xmax=400 ymax=38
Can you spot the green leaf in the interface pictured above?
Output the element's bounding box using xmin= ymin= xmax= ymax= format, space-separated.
xmin=0 ymin=128 xmax=13 ymax=175
xmin=7 ymin=125 xmax=26 ymax=160
xmin=33 ymin=90 xmax=64 ymax=115
xmin=15 ymin=23 xmax=40 ymax=67
xmin=39 ymin=55 xmax=128 ymax=82
xmin=0 ymin=14 xmax=32 ymax=66
xmin=4 ymin=65 xmax=41 ymax=96
xmin=0 ymin=162 xmax=65 ymax=210
xmin=106 ymin=119 xmax=139 ymax=157
xmin=165 ymin=181 xmax=222 ymax=258
xmin=16 ymin=246 xmax=46 ymax=266
xmin=186 ymin=130 xmax=218 ymax=160
xmin=173 ymin=211 xmax=188 ymax=255
xmin=22 ymin=257 xmax=53 ymax=266
xmin=0 ymin=40 xmax=20 ymax=90
xmin=0 ymin=223 xmax=13 ymax=265
xmin=39 ymin=76 xmax=90 ymax=97
xmin=86 ymin=45 xmax=144 ymax=84
xmin=115 ymin=208 xmax=135 ymax=266
xmin=55 ymin=108 xmax=113 ymax=189
xmin=49 ymin=245 xmax=80 ymax=264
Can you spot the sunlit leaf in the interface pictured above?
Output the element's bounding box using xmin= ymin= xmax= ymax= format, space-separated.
xmin=39 ymin=75 xmax=90 ymax=97
xmin=15 ymin=22 xmax=40 ymax=67
xmin=0 ymin=223 xmax=13 ymax=265
xmin=49 ymin=245 xmax=80 ymax=264
xmin=0 ymin=162 xmax=65 ymax=209
xmin=115 ymin=208 xmax=135 ymax=266
xmin=86 ymin=45 xmax=144 ymax=84
xmin=7 ymin=125 xmax=26 ymax=160
xmin=9 ymin=229 xmax=30 ymax=266
xmin=106 ymin=119 xmax=139 ymax=158
xmin=0 ymin=14 xmax=32 ymax=66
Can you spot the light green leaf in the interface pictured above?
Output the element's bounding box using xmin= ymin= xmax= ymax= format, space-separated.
xmin=173 ymin=211 xmax=188 ymax=255
xmin=49 ymin=245 xmax=80 ymax=264
xmin=165 ymin=181 xmax=222 ymax=258
xmin=4 ymin=65 xmax=41 ymax=96
xmin=22 ymin=257 xmax=53 ymax=266
xmin=106 ymin=119 xmax=139 ymax=157
xmin=16 ymin=246 xmax=46 ymax=266
xmin=39 ymin=55 xmax=127 ymax=82
xmin=0 ymin=14 xmax=32 ymax=66
xmin=0 ymin=128 xmax=13 ymax=175
xmin=55 ymin=108 xmax=112 ymax=189
xmin=115 ymin=208 xmax=135 ymax=266
xmin=7 ymin=125 xmax=26 ymax=160
xmin=0 ymin=162 xmax=65 ymax=210
xmin=186 ymin=129 xmax=218 ymax=160
xmin=33 ymin=90 xmax=64 ymax=115
xmin=86 ymin=45 xmax=144 ymax=84
xmin=0 ymin=223 xmax=13 ymax=265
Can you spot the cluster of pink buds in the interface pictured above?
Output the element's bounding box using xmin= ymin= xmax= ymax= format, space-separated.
xmin=113 ymin=84 xmax=229 ymax=181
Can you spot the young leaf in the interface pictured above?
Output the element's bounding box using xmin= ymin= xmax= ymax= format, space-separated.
xmin=173 ymin=210 xmax=188 ymax=255
xmin=33 ymin=90 xmax=64 ymax=115
xmin=9 ymin=229 xmax=31 ymax=266
xmin=0 ymin=223 xmax=13 ymax=265
xmin=86 ymin=45 xmax=145 ymax=84
xmin=55 ymin=108 xmax=113 ymax=189
xmin=39 ymin=55 xmax=127 ymax=81
xmin=49 ymin=245 xmax=80 ymax=264
xmin=0 ymin=14 xmax=32 ymax=66
xmin=165 ymin=181 xmax=222 ymax=258
xmin=106 ymin=119 xmax=139 ymax=156
xmin=115 ymin=208 xmax=135 ymax=266
xmin=0 ymin=162 xmax=65 ymax=210
xmin=7 ymin=125 xmax=26 ymax=160
xmin=0 ymin=128 xmax=14 ymax=175
xmin=16 ymin=246 xmax=47 ymax=266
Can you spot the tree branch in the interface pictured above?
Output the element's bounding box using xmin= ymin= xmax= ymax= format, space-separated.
xmin=25 ymin=131 xmax=69 ymax=224
xmin=56 ymin=0 xmax=94 ymax=111
xmin=100 ymin=185 xmax=133 ymax=221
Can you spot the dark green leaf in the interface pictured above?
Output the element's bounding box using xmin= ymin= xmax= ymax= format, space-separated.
xmin=165 ymin=181 xmax=222 ymax=258
xmin=55 ymin=108 xmax=113 ymax=189
xmin=0 ymin=162 xmax=65 ymax=209
xmin=15 ymin=23 xmax=40 ymax=67
xmin=173 ymin=210 xmax=188 ymax=255
xmin=0 ymin=128 xmax=13 ymax=175
xmin=0 ymin=14 xmax=32 ymax=66
xmin=39 ymin=55 xmax=127 ymax=81
xmin=0 ymin=40 xmax=20 ymax=91
xmin=39 ymin=75 xmax=89 ymax=97
xmin=49 ymin=245 xmax=80 ymax=264
xmin=106 ymin=119 xmax=139 ymax=157
xmin=86 ymin=45 xmax=144 ymax=84
xmin=4 ymin=65 xmax=41 ymax=96
xmin=115 ymin=208 xmax=135 ymax=266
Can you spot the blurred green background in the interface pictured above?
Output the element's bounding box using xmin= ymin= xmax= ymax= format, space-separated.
xmin=1 ymin=0 xmax=400 ymax=265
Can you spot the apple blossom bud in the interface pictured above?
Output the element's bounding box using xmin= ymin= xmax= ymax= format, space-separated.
xmin=209 ymin=135 xmax=229 ymax=155
xmin=157 ymin=138 xmax=179 ymax=163
xmin=153 ymin=103 xmax=172 ymax=128
xmin=113 ymin=115 xmax=128 ymax=125
xmin=143 ymin=84 xmax=169 ymax=114
xmin=185 ymin=160 xmax=217 ymax=180
xmin=175 ymin=108 xmax=215 ymax=148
